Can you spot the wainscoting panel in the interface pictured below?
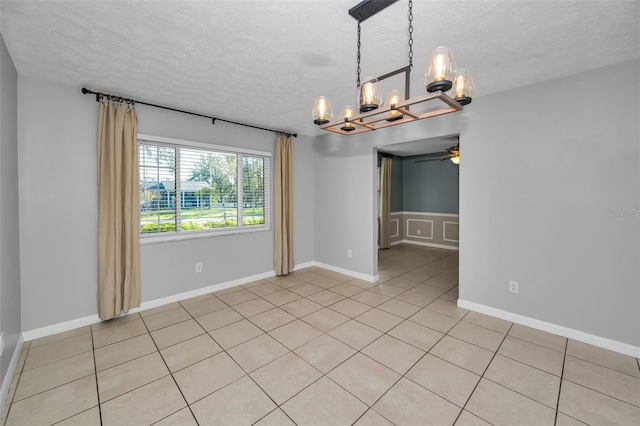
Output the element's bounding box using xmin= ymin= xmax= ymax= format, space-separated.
xmin=389 ymin=211 xmax=458 ymax=249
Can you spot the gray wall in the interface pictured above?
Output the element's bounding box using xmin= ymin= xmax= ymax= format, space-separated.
xmin=17 ymin=75 xmax=315 ymax=331
xmin=314 ymin=59 xmax=639 ymax=347
xmin=402 ymin=155 xmax=459 ymax=214
xmin=0 ymin=34 xmax=21 ymax=382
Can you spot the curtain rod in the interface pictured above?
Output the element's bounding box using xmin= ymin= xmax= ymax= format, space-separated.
xmin=81 ymin=87 xmax=297 ymax=138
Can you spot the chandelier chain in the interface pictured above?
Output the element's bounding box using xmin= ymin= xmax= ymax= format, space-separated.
xmin=357 ymin=20 xmax=361 ymax=87
xmin=408 ymin=0 xmax=414 ymax=68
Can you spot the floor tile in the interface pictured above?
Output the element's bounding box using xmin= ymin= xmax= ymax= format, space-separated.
xmin=217 ymin=288 xmax=258 ymax=305
xmin=55 ymin=406 xmax=101 ymax=426
xmin=484 ymin=354 xmax=560 ymax=408
xmin=280 ymin=298 xmax=323 ymax=317
xmin=430 ymin=336 xmax=494 ymax=375
xmin=306 ymin=289 xmax=346 ymax=306
xmin=160 ymin=333 xmax=222 ymax=372
xmin=465 ymin=379 xmax=555 ymax=425
xmin=393 ymin=290 xmax=436 ymax=307
xmin=91 ymin=313 xmax=140 ymax=331
xmin=232 ymin=298 xmax=275 ymax=317
xmin=30 ymin=326 xmax=90 ymax=348
xmin=425 ymin=299 xmax=469 ymax=319
xmin=227 ymin=334 xmax=289 ymax=372
xmin=331 ymin=282 xmax=366 ymax=297
xmin=373 ymin=377 xmax=461 ymax=425
xmin=508 ymin=324 xmax=566 ymax=353
xmin=385 ymin=277 xmax=421 ymax=290
xmin=142 ymin=306 xmax=191 ymax=331
xmin=369 ymin=283 xmax=406 ymax=298
xmin=5 ymin=375 xmax=98 ymax=426
xmin=24 ymin=333 xmax=93 ymax=369
xmin=190 ymin=375 xmax=276 ymax=425
xmin=262 ymin=289 xmax=302 ymax=306
xmin=329 ymin=320 xmax=383 ymax=351
xmin=377 ymin=298 xmax=421 ymax=318
xmin=498 ymin=336 xmax=565 ymax=376
xmin=269 ymin=319 xmax=323 ymax=350
xmin=92 ymin=318 xmax=149 ymax=350
xmin=355 ymin=308 xmax=404 ymax=333
xmin=448 ymin=321 xmax=506 ymax=351
xmin=250 ymin=352 xmax=322 ymax=404
xmin=150 ymin=319 xmax=205 ymax=349
xmin=328 ymin=353 xmax=400 ymax=405
xmin=254 ymin=408 xmax=296 ymax=426
xmin=249 ymin=307 xmax=297 ymax=331
xmin=154 ymin=407 xmax=198 ymax=426
xmin=311 ymin=276 xmax=343 ymax=289
xmin=410 ymin=283 xmax=448 ymax=298
xmin=462 ymin=311 xmax=512 ymax=334
xmin=329 ymin=298 xmax=372 ymax=318
xmin=295 ymin=334 xmax=357 ymax=374
xmin=302 ymin=308 xmax=350 ymax=332
xmin=388 ymin=320 xmax=444 ymax=351
xmin=292 ymin=270 xmax=325 ymax=283
xmin=97 ymin=352 xmax=169 ymax=402
xmin=423 ymin=275 xmax=457 ymax=290
xmin=14 ymin=351 xmax=94 ymax=401
xmin=362 ymin=334 xmax=425 ymax=375
xmin=454 ymin=410 xmax=492 ymax=425
xmin=209 ymin=319 xmax=264 ymax=349
xmin=349 ymin=279 xmax=378 ymax=290
xmin=566 ymin=339 xmax=640 ymax=378
xmin=288 ymin=282 xmax=324 ymax=297
xmin=195 ymin=306 xmax=243 ymax=331
xmin=353 ymin=409 xmax=394 ymax=425
xmin=248 ymin=282 xmax=285 ymax=297
xmin=179 ymin=293 xmax=214 ymax=306
xmin=139 ymin=302 xmax=181 ymax=317
xmin=182 ymin=297 xmax=227 ymax=317
xmin=100 ymin=376 xmax=186 ymax=426
xmin=173 ymin=352 xmax=245 ymax=404
xmin=282 ymin=377 xmax=367 ymax=425
xmin=351 ymin=290 xmax=391 ymax=307
xmin=409 ymin=308 xmax=460 ymax=333
xmin=266 ymin=275 xmax=304 ymax=288
xmin=554 ymin=412 xmax=588 ymax=426
xmin=558 ymin=379 xmax=640 ymax=425
xmin=94 ymin=333 xmax=157 ymax=372
xmin=563 ymin=355 xmax=640 ymax=406
xmin=406 ymin=353 xmax=480 ymax=407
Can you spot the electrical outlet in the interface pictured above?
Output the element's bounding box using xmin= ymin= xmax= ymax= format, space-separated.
xmin=347 ymin=249 xmax=352 ymax=258
xmin=509 ymin=280 xmax=519 ymax=294
xmin=195 ymin=262 xmax=203 ymax=273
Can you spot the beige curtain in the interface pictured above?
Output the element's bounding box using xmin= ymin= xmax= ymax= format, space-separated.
xmin=97 ymin=101 xmax=140 ymax=320
xmin=274 ymin=134 xmax=293 ymax=275
xmin=379 ymin=156 xmax=392 ymax=249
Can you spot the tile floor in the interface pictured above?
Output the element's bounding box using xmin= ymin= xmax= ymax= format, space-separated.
xmin=3 ymin=244 xmax=640 ymax=425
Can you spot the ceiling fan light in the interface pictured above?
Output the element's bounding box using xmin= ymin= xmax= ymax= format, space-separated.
xmin=340 ymin=105 xmax=356 ymax=131
xmin=425 ymin=46 xmax=456 ymax=93
xmin=450 ymin=154 xmax=460 ymax=165
xmin=384 ymin=89 xmax=404 ymax=121
xmin=449 ymin=68 xmax=474 ymax=105
xmin=312 ymin=96 xmax=333 ymax=125
xmin=358 ymin=76 xmax=382 ymax=112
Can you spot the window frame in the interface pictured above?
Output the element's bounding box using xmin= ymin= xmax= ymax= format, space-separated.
xmin=138 ymin=133 xmax=271 ymax=245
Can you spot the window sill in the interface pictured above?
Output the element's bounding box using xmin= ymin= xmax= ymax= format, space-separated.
xmin=139 ymin=225 xmax=271 ymax=245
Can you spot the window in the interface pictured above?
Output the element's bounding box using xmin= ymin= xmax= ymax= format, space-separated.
xmin=138 ymin=134 xmax=270 ymax=241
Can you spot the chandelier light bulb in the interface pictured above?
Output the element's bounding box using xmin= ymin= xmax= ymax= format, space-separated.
xmin=425 ymin=46 xmax=457 ymax=93
xmin=384 ymin=89 xmax=404 ymax=121
xmin=340 ymin=105 xmax=356 ymax=131
xmin=358 ymin=77 xmax=382 ymax=112
xmin=312 ymin=96 xmax=333 ymax=125
xmin=448 ymin=68 xmax=474 ymax=105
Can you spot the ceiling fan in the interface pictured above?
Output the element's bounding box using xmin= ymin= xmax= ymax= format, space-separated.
xmin=415 ymin=144 xmax=460 ymax=165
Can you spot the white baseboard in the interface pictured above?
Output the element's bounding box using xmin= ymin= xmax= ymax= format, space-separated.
xmin=0 ymin=335 xmax=24 ymax=407
xmin=22 ymin=261 xmax=377 ymax=343
xmin=391 ymin=239 xmax=459 ymax=251
xmin=312 ymin=262 xmax=378 ymax=282
xmin=457 ymin=299 xmax=640 ymax=358
xmin=22 ymin=269 xmax=277 ymax=342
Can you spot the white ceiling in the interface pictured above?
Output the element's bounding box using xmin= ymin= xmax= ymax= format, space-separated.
xmin=1 ymin=0 xmax=638 ymax=137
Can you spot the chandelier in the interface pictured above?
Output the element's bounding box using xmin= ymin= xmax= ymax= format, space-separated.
xmin=312 ymin=0 xmax=474 ymax=135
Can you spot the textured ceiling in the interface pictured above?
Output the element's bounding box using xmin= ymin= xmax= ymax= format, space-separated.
xmin=1 ymin=0 xmax=638 ymax=137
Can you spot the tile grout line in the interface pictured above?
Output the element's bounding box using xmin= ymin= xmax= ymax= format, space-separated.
xmin=554 ymin=338 xmax=569 ymax=426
